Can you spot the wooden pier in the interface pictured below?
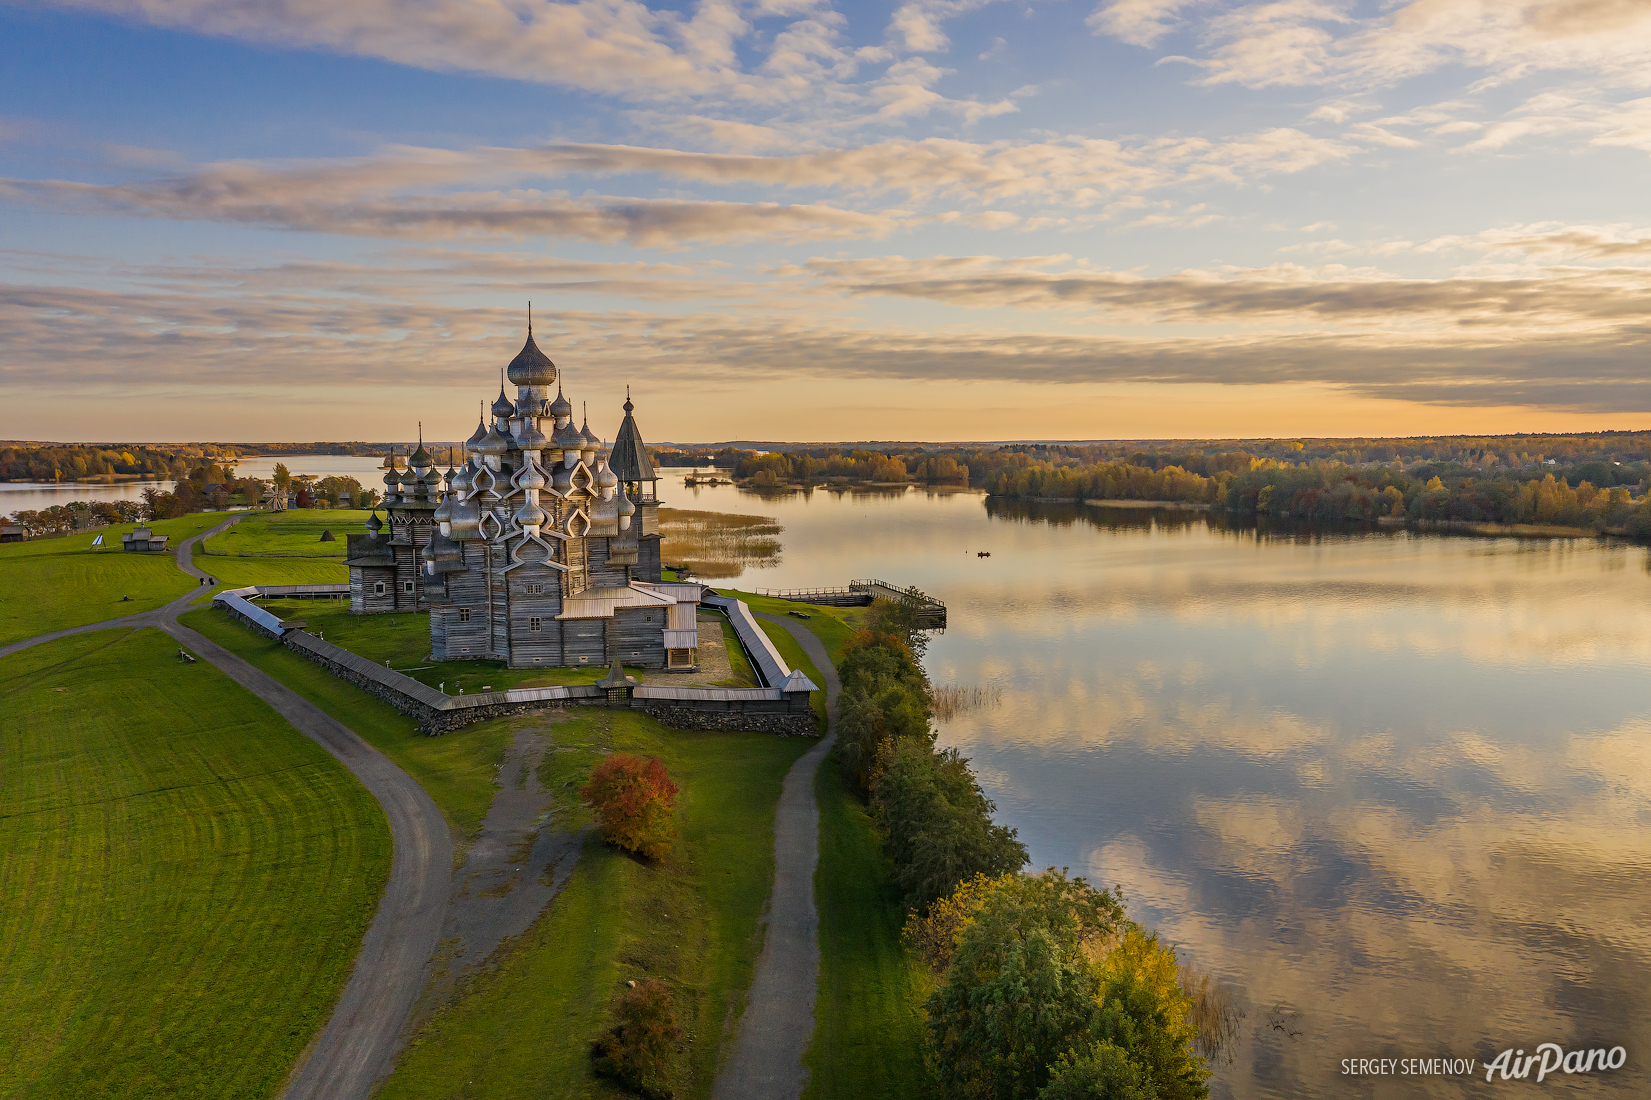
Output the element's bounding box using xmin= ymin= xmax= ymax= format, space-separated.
xmin=753 ymin=579 xmax=947 ymax=629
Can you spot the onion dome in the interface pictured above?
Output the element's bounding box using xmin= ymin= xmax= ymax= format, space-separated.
xmin=595 ymin=457 xmax=619 ymax=497
xmin=617 ymin=487 xmax=635 ymax=530
xmin=553 ymin=416 xmax=583 ymax=450
xmin=551 ymin=463 xmax=573 ymax=493
xmin=465 ymin=416 xmax=488 ymax=449
xmin=514 ymin=498 xmax=547 ymax=528
xmin=518 ymin=420 xmax=549 ymax=450
xmin=506 ymin=328 xmax=558 ymax=387
xmin=491 ymin=386 xmax=516 ymax=420
xmin=549 ymin=384 xmax=573 ymax=422
xmin=474 ymin=422 xmax=509 ymax=457
xmin=579 ymin=410 xmax=600 ymax=450
xmin=450 ymin=461 xmax=472 ymax=496
xmin=518 ymin=462 xmax=547 ymax=491
xmin=410 ymin=443 xmax=433 ymax=472
xmin=433 ymin=491 xmax=454 ymax=525
xmin=365 ymin=510 xmax=383 ymax=535
xmin=450 ymin=494 xmax=481 ymax=539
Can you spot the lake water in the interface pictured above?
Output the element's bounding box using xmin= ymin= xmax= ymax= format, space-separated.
xmin=1 ymin=456 xmax=394 ymax=516
xmin=658 ymin=474 xmax=1651 ymax=1099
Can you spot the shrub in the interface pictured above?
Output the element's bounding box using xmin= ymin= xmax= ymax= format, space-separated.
xmin=874 ymin=740 xmax=1027 ymax=914
xmin=925 ymin=870 xmax=1125 ymax=1100
xmin=835 ymin=628 xmax=932 ymax=792
xmin=590 ymin=978 xmax=681 ymax=1099
xmin=581 ymin=754 xmax=679 ymax=861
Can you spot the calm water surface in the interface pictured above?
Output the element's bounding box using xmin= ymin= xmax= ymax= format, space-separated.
xmin=661 ymin=476 xmax=1651 ymax=1099
xmin=2 ymin=456 xmax=393 ymax=515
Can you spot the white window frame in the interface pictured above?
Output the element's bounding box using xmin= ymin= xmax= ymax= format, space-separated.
xmin=529 ymin=616 xmax=542 ymax=632
xmin=404 ymin=580 xmax=415 ymax=594
xmin=373 ymin=582 xmax=386 ymax=596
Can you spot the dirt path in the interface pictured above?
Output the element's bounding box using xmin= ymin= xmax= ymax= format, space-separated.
xmin=2 ymin=512 xmax=454 ymax=1100
xmin=418 ymin=723 xmax=583 ymax=1014
xmin=713 ymin=613 xmax=841 ymax=1100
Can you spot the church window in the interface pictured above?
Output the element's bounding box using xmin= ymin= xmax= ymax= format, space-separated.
xmin=526 ymin=583 xmax=544 ymax=595
xmin=373 ymin=582 xmax=386 ymax=596
xmin=404 ymin=581 xmax=415 ymax=594
xmin=458 ymin=608 xmax=471 ymax=622
xmin=529 ymin=617 xmax=543 ymax=632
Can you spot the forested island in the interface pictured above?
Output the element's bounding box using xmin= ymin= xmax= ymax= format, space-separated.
xmin=660 ymin=432 xmax=1651 ymax=537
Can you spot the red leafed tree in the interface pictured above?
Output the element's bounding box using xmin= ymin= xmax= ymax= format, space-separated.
xmin=581 ymin=754 xmax=679 ymax=861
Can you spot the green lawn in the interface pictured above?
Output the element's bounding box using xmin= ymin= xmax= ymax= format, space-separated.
xmin=180 ymin=607 xmax=515 ymax=840
xmin=200 ymin=508 xmax=369 ymax=559
xmin=0 ymin=627 xmax=390 ymax=1100
xmin=253 ymin=600 xmax=648 ymax=693
xmin=192 ymin=508 xmax=367 ymax=589
xmin=715 ymin=589 xmax=864 ymax=664
xmin=0 ymin=514 xmax=232 ymax=644
xmin=805 ymin=760 xmax=933 ymax=1100
xmin=379 ymin=709 xmax=813 ymax=1100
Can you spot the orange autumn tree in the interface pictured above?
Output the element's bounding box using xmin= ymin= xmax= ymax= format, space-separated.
xmin=581 ymin=754 xmax=679 ymax=861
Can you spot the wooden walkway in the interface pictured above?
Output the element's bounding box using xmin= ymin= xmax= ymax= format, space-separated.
xmin=752 ymin=579 xmax=947 ymax=628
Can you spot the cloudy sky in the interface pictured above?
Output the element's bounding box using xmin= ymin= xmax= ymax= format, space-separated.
xmin=3 ymin=0 xmax=1650 ymax=443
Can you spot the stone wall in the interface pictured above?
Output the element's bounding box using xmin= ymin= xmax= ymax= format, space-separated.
xmin=641 ymin=704 xmax=817 ymax=737
xmin=268 ymin=617 xmax=819 ymax=738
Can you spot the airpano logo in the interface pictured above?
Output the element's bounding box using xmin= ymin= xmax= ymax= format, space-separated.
xmin=1484 ymin=1044 xmax=1626 ymax=1083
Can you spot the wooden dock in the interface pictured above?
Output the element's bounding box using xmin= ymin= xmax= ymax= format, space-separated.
xmin=753 ymin=579 xmax=947 ymax=629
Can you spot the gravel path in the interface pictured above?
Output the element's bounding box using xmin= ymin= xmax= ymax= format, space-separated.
xmin=1 ymin=513 xmax=454 ymax=1099
xmin=713 ymin=613 xmax=841 ymax=1100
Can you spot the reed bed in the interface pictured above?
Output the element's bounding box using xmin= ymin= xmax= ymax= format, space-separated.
xmin=659 ymin=507 xmax=782 ymax=579
xmin=930 ymin=683 xmax=1004 ymax=722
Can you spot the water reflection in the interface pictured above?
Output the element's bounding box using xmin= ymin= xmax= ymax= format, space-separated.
xmin=653 ymin=476 xmax=1651 ymax=1098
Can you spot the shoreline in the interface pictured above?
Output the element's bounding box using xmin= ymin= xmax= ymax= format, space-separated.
xmin=991 ymin=494 xmax=1628 ymax=541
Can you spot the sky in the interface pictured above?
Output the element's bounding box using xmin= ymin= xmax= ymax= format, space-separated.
xmin=2 ymin=0 xmax=1650 ymax=444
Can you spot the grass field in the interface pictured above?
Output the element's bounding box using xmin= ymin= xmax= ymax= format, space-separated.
xmin=191 ymin=509 xmax=364 ymax=589
xmin=715 ymin=588 xmax=864 ymax=663
xmin=180 ymin=607 xmax=515 ymax=839
xmin=378 ymin=708 xmax=812 ymax=1100
xmin=0 ymin=513 xmax=229 ymax=644
xmin=252 ymin=599 xmax=648 ymax=694
xmin=201 ymin=509 xmax=369 ymax=559
xmin=0 ymin=627 xmax=390 ymax=1099
xmin=805 ymin=759 xmax=934 ymax=1100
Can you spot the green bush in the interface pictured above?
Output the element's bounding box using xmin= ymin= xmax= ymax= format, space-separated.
xmin=874 ymin=740 xmax=1026 ymax=914
xmin=590 ymin=978 xmax=681 ymax=1099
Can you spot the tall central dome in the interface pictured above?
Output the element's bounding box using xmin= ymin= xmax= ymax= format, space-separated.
xmin=506 ymin=328 xmax=557 ymax=387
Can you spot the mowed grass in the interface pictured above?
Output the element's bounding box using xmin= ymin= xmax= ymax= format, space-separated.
xmin=805 ymin=760 xmax=933 ymax=1100
xmin=201 ymin=508 xmax=370 ymax=560
xmin=0 ymin=627 xmax=390 ymax=1100
xmin=192 ymin=509 xmax=368 ymax=589
xmin=179 ymin=607 xmax=512 ymax=839
xmin=380 ymin=709 xmax=812 ymax=1100
xmin=0 ymin=513 xmax=230 ymax=644
xmin=716 ymin=588 xmax=864 ymax=663
xmin=253 ymin=600 xmax=648 ymax=693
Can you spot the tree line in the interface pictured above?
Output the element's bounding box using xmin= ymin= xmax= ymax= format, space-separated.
xmin=837 ymin=592 xmax=1232 ymax=1098
xmin=7 ymin=462 xmax=377 ymax=534
xmin=984 ymin=455 xmax=1651 ymax=534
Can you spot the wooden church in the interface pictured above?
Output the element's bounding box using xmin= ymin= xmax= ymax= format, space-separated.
xmin=343 ymin=325 xmax=702 ymax=671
